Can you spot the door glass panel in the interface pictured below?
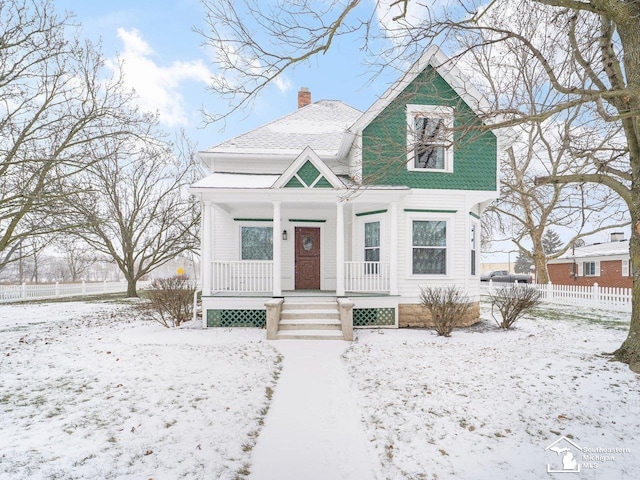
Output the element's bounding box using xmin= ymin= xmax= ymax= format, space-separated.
xmin=302 ymin=236 xmax=314 ymax=251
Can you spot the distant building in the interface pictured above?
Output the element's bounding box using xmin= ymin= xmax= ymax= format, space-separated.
xmin=480 ymin=262 xmax=512 ymax=274
xmin=547 ymin=233 xmax=631 ymax=288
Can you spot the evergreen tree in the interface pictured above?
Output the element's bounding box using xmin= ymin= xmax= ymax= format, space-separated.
xmin=542 ymin=230 xmax=562 ymax=255
xmin=514 ymin=252 xmax=534 ymax=274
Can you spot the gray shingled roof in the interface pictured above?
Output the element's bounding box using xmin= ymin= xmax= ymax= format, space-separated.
xmin=552 ymin=239 xmax=629 ymax=260
xmin=204 ymin=100 xmax=362 ymax=157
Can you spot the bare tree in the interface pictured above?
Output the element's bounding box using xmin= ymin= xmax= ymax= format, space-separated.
xmin=64 ymin=133 xmax=201 ymax=297
xmin=0 ymin=0 xmax=142 ymax=272
xmin=197 ymin=0 xmax=640 ymax=370
xmin=53 ymin=238 xmax=97 ymax=282
xmin=462 ymin=27 xmax=629 ymax=284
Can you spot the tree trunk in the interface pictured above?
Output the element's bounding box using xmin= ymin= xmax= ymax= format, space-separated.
xmin=126 ymin=277 xmax=138 ymax=298
xmin=531 ymin=233 xmax=550 ymax=284
xmin=613 ymin=212 xmax=640 ymax=372
xmin=532 ymin=250 xmax=550 ymax=284
xmin=611 ymin=1 xmax=640 ymax=373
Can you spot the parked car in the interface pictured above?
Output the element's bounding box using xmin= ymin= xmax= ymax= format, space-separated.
xmin=480 ymin=270 xmax=532 ymax=283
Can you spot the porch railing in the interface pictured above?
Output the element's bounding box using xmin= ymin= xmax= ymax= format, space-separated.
xmin=211 ymin=261 xmax=273 ymax=293
xmin=345 ymin=261 xmax=390 ymax=293
xmin=209 ymin=260 xmax=390 ymax=294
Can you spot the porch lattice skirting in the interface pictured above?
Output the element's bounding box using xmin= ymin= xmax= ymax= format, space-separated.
xmin=205 ymin=307 xmax=399 ymax=329
xmin=207 ymin=309 xmax=267 ymax=328
xmin=353 ymin=308 xmax=396 ymax=327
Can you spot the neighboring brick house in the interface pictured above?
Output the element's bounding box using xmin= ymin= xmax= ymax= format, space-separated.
xmin=547 ymin=233 xmax=632 ymax=288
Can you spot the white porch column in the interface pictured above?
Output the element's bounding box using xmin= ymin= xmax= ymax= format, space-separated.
xmin=389 ymin=201 xmax=399 ymax=295
xmin=336 ymin=201 xmax=345 ymax=296
xmin=202 ymin=201 xmax=212 ymax=295
xmin=272 ymin=201 xmax=282 ymax=297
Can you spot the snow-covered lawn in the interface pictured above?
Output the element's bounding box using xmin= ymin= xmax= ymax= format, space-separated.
xmin=344 ymin=303 xmax=640 ymax=479
xmin=0 ymin=301 xmax=281 ymax=480
xmin=2 ymin=299 xmax=639 ymax=480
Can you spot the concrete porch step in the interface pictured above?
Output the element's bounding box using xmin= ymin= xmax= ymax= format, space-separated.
xmin=281 ymin=302 xmax=339 ymax=311
xmin=276 ymin=329 xmax=345 ymax=340
xmin=275 ymin=299 xmax=344 ymax=340
xmin=278 ymin=318 xmax=341 ymax=330
xmin=280 ymin=309 xmax=340 ymax=320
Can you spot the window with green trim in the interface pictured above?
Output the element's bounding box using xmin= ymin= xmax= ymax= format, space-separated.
xmin=241 ymin=226 xmax=273 ymax=260
xmin=412 ymin=220 xmax=446 ymax=274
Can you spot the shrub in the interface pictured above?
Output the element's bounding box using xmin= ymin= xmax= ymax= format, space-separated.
xmin=142 ymin=275 xmax=197 ymax=328
xmin=489 ymin=284 xmax=541 ymax=329
xmin=419 ymin=286 xmax=471 ymax=337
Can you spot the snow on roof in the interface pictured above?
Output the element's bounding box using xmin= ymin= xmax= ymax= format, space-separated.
xmin=191 ymin=173 xmax=278 ymax=189
xmin=554 ymin=239 xmax=629 ymax=260
xmin=203 ymin=100 xmax=362 ymax=157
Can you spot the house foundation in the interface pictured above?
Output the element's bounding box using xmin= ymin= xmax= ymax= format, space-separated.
xmin=398 ymin=302 xmax=480 ymax=328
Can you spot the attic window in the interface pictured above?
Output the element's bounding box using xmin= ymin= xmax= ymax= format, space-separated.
xmin=406 ymin=105 xmax=453 ymax=172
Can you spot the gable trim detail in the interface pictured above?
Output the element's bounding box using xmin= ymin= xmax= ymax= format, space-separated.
xmin=272 ymin=146 xmax=344 ymax=189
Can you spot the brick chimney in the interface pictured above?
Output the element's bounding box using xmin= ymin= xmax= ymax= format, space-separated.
xmin=298 ymin=87 xmax=311 ymax=108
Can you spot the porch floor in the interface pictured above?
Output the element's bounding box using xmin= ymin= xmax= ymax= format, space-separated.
xmin=205 ymin=290 xmax=394 ymax=298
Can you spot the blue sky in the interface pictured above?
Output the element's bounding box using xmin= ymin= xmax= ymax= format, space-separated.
xmin=55 ymin=0 xmax=393 ymax=151
xmin=52 ymin=1 xmax=629 ymax=260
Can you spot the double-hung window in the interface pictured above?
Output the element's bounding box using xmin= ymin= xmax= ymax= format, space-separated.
xmin=364 ymin=221 xmax=381 ymax=274
xmin=412 ymin=220 xmax=447 ymax=275
xmin=407 ymin=105 xmax=454 ymax=172
xmin=583 ymin=261 xmax=597 ymax=276
xmin=241 ymin=226 xmax=273 ymax=260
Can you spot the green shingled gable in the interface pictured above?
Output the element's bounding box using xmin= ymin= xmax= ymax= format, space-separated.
xmin=313 ymin=176 xmax=333 ymax=188
xmin=361 ymin=66 xmax=497 ymax=191
xmin=297 ymin=160 xmax=321 ymax=186
xmin=284 ymin=176 xmax=304 ymax=188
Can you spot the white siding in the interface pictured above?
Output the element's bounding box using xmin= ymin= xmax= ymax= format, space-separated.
xmin=395 ymin=190 xmax=481 ymax=302
xmin=212 ymin=207 xmax=236 ymax=261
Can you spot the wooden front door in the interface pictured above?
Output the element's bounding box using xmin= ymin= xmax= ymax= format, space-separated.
xmin=295 ymin=227 xmax=321 ymax=289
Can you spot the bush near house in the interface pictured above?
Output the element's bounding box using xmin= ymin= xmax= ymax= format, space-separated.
xmin=489 ymin=284 xmax=541 ymax=329
xmin=141 ymin=275 xmax=196 ymax=327
xmin=419 ymin=286 xmax=471 ymax=337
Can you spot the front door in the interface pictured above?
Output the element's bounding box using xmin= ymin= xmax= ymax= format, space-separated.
xmin=295 ymin=227 xmax=321 ymax=289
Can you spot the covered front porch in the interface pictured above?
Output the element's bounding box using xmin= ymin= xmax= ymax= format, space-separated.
xmin=200 ymin=190 xmax=408 ymax=299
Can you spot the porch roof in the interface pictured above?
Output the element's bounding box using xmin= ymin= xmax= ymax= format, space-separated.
xmin=191 ymin=172 xmax=279 ymax=189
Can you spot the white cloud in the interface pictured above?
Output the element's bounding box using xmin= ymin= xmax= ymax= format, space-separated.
xmin=273 ymin=75 xmax=291 ymax=93
xmin=108 ymin=28 xmax=211 ymax=127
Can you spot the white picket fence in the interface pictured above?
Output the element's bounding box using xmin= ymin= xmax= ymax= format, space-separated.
xmin=0 ymin=281 xmax=140 ymax=303
xmin=480 ymin=280 xmax=632 ymax=313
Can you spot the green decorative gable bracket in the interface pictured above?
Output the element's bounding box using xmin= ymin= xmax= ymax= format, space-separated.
xmin=284 ymin=160 xmax=333 ymax=189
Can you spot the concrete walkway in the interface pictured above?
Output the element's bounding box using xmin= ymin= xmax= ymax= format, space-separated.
xmin=248 ymin=340 xmax=379 ymax=480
